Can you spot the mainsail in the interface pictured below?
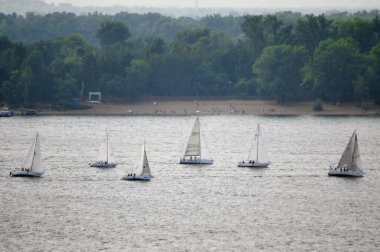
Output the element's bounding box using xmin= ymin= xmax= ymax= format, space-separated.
xmin=248 ymin=124 xmax=269 ymax=163
xmin=200 ymin=128 xmax=212 ymax=160
xmin=131 ymin=142 xmax=151 ymax=176
xmin=22 ymin=133 xmax=43 ymax=173
xmin=337 ymin=131 xmax=362 ymax=171
xmin=184 ymin=117 xmax=201 ymax=157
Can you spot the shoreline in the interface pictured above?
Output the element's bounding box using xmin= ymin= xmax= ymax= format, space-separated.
xmin=9 ymin=99 xmax=380 ymax=117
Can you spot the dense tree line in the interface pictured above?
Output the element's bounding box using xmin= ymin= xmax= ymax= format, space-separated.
xmin=0 ymin=12 xmax=243 ymax=46
xmin=0 ymin=11 xmax=380 ymax=107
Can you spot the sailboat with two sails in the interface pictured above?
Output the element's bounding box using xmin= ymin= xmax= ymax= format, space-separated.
xmin=328 ymin=130 xmax=364 ymax=177
xmin=90 ymin=129 xmax=117 ymax=168
xmin=122 ymin=142 xmax=152 ymax=181
xmin=180 ymin=117 xmax=213 ymax=165
xmin=10 ymin=133 xmax=44 ymax=177
xmin=238 ymin=124 xmax=270 ymax=168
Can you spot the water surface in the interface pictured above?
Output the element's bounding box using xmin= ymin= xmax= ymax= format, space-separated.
xmin=0 ymin=115 xmax=379 ymax=251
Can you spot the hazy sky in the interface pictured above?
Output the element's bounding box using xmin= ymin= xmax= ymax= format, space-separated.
xmin=45 ymin=0 xmax=380 ymax=9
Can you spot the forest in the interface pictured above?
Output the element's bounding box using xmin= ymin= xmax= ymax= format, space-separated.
xmin=0 ymin=10 xmax=380 ymax=107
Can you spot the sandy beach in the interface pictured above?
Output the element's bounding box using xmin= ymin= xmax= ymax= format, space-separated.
xmin=28 ymin=98 xmax=380 ymax=116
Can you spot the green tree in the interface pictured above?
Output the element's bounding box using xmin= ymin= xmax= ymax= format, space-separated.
xmin=254 ymin=44 xmax=308 ymax=104
xmin=366 ymin=43 xmax=380 ymax=104
xmin=241 ymin=15 xmax=291 ymax=59
xmin=175 ymin=29 xmax=210 ymax=44
xmin=100 ymin=43 xmax=133 ymax=77
xmin=96 ymin=21 xmax=130 ymax=47
xmin=304 ymin=38 xmax=366 ymax=104
xmin=126 ymin=59 xmax=150 ymax=98
xmin=337 ymin=17 xmax=380 ymax=53
xmin=17 ymin=65 xmax=33 ymax=105
xmin=145 ymin=37 xmax=165 ymax=57
xmin=295 ymin=14 xmax=333 ymax=54
xmin=20 ymin=49 xmax=50 ymax=104
xmin=233 ymin=78 xmax=256 ymax=96
xmin=52 ymin=34 xmax=98 ymax=100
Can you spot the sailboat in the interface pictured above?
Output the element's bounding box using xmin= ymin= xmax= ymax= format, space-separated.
xmin=328 ymin=130 xmax=364 ymax=177
xmin=122 ymin=142 xmax=152 ymax=181
xmin=90 ymin=129 xmax=117 ymax=168
xmin=10 ymin=133 xmax=44 ymax=177
xmin=180 ymin=117 xmax=213 ymax=164
xmin=238 ymin=123 xmax=270 ymax=168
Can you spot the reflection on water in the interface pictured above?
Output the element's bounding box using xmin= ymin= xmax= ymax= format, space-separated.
xmin=0 ymin=115 xmax=379 ymax=251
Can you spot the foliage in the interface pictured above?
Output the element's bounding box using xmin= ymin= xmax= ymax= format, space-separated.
xmin=294 ymin=14 xmax=333 ymax=54
xmin=241 ymin=15 xmax=292 ymax=60
xmin=96 ymin=21 xmax=130 ymax=47
xmin=0 ymin=11 xmax=379 ymax=106
xmin=304 ymin=38 xmax=366 ymax=104
xmin=254 ymin=45 xmax=308 ymax=104
xmin=365 ymin=43 xmax=380 ymax=104
xmin=313 ymin=99 xmax=323 ymax=111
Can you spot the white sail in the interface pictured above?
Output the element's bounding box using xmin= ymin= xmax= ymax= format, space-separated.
xmin=337 ymin=131 xmax=355 ymax=169
xmin=247 ymin=124 xmax=269 ymax=164
xmin=131 ymin=142 xmax=151 ymax=177
xmin=351 ymin=136 xmax=362 ymax=171
xmin=337 ymin=131 xmax=362 ymax=172
xmin=184 ymin=117 xmax=201 ymax=157
xmin=200 ymin=129 xmax=212 ymax=160
xmin=97 ymin=129 xmax=114 ymax=163
xmin=180 ymin=117 xmax=213 ymax=164
xmin=328 ymin=130 xmax=364 ymax=177
xmin=22 ymin=133 xmax=43 ymax=173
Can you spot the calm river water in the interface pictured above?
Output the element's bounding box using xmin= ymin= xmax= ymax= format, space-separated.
xmin=0 ymin=115 xmax=379 ymax=251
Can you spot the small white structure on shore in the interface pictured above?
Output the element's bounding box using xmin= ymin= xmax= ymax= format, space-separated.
xmin=89 ymin=92 xmax=101 ymax=103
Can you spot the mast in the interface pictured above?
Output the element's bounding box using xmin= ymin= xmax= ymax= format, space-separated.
xmin=142 ymin=141 xmax=151 ymax=176
xmin=106 ymin=129 xmax=109 ymax=163
xmin=30 ymin=133 xmax=38 ymax=170
xmin=351 ymin=132 xmax=362 ymax=171
xmin=349 ymin=133 xmax=355 ymax=169
xmin=198 ymin=117 xmax=202 ymax=158
xmin=256 ymin=124 xmax=260 ymax=162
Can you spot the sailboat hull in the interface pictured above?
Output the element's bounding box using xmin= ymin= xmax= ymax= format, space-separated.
xmin=238 ymin=161 xmax=270 ymax=168
xmin=90 ymin=162 xmax=117 ymax=168
xmin=328 ymin=169 xmax=363 ymax=177
xmin=10 ymin=170 xmax=43 ymax=177
xmin=180 ymin=158 xmax=213 ymax=165
xmin=122 ymin=175 xmax=151 ymax=181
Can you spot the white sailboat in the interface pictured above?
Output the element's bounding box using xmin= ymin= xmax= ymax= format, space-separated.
xmin=238 ymin=123 xmax=270 ymax=168
xmin=10 ymin=133 xmax=44 ymax=177
xmin=329 ymin=130 xmax=364 ymax=177
xmin=180 ymin=117 xmax=213 ymax=164
xmin=90 ymin=129 xmax=117 ymax=168
xmin=122 ymin=142 xmax=152 ymax=181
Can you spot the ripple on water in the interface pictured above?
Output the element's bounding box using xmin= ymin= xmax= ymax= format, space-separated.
xmin=0 ymin=115 xmax=379 ymax=251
